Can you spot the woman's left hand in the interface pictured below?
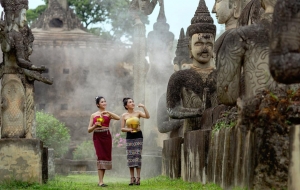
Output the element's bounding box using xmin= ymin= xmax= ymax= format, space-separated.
xmin=101 ymin=111 xmax=110 ymax=116
xmin=137 ymin=103 xmax=145 ymax=108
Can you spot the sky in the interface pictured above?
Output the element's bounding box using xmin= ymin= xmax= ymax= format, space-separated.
xmin=5 ymin=0 xmax=222 ymax=40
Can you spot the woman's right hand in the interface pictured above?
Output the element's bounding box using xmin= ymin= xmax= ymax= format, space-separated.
xmin=95 ymin=122 xmax=101 ymax=126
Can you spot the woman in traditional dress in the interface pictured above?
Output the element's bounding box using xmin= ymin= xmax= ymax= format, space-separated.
xmin=88 ymin=96 xmax=120 ymax=187
xmin=121 ymin=97 xmax=150 ymax=186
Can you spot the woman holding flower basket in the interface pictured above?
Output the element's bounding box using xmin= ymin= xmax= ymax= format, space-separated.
xmin=88 ymin=96 xmax=120 ymax=187
xmin=121 ymin=97 xmax=150 ymax=186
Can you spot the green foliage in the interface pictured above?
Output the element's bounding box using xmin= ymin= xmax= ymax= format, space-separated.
xmin=68 ymin=0 xmax=112 ymax=28
xmin=0 ymin=175 xmax=223 ymax=190
xmin=0 ymin=179 xmax=39 ymax=189
xmin=285 ymin=120 xmax=292 ymax=125
xmin=36 ymin=111 xmax=71 ymax=158
xmin=212 ymin=120 xmax=236 ymax=137
xmin=269 ymin=92 xmax=279 ymax=101
xmin=107 ymin=0 xmax=149 ymax=42
xmin=26 ymin=5 xmax=47 ymax=25
xmin=27 ymin=0 xmax=149 ymax=42
xmin=73 ymin=141 xmax=96 ymax=160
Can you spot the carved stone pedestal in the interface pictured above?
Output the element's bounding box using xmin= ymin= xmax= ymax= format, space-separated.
xmin=162 ymin=137 xmax=183 ymax=178
xmin=0 ymin=139 xmax=44 ymax=184
xmin=183 ymin=130 xmax=211 ymax=183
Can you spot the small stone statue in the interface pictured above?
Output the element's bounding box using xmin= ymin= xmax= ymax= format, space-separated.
xmin=130 ymin=0 xmax=161 ymax=25
xmin=166 ymin=0 xmax=217 ymax=132
xmin=216 ymin=0 xmax=278 ymax=105
xmin=269 ymin=0 xmax=300 ymax=84
xmin=0 ymin=0 xmax=52 ymax=138
xmin=173 ymin=28 xmax=192 ymax=72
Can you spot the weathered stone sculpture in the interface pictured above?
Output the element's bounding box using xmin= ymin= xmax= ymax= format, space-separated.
xmin=166 ymin=0 xmax=217 ymax=132
xmin=144 ymin=1 xmax=174 ymax=142
xmin=267 ymin=1 xmax=300 ymax=189
xmin=217 ymin=0 xmax=278 ymax=105
xmin=173 ymin=28 xmax=192 ymax=72
xmin=212 ymin=0 xmax=251 ymax=30
xmin=212 ymin=0 xmax=251 ymax=61
xmin=130 ymin=0 xmax=160 ymax=24
xmin=129 ymin=0 xmax=161 ymax=107
xmin=0 ymin=0 xmax=52 ymax=138
xmin=269 ymin=0 xmax=300 ymax=84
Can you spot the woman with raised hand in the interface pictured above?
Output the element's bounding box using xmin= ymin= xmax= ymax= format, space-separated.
xmin=88 ymin=96 xmax=120 ymax=187
xmin=121 ymin=97 xmax=150 ymax=186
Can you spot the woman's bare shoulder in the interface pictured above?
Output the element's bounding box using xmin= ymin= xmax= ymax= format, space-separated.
xmin=91 ymin=111 xmax=100 ymax=117
xmin=121 ymin=112 xmax=129 ymax=117
xmin=135 ymin=111 xmax=142 ymax=116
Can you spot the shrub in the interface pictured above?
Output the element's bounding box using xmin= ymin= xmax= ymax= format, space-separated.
xmin=112 ymin=133 xmax=126 ymax=147
xmin=73 ymin=141 xmax=96 ymax=160
xmin=36 ymin=111 xmax=71 ymax=158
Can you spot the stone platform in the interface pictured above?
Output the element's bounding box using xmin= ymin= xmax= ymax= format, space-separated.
xmin=0 ymin=139 xmax=44 ymax=184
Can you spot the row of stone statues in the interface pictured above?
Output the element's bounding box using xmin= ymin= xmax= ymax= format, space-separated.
xmin=158 ymin=1 xmax=299 ymax=187
xmin=160 ymin=0 xmax=300 ymax=137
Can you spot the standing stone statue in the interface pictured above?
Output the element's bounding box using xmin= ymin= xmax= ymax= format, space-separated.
xmin=0 ymin=0 xmax=52 ymax=138
xmin=144 ymin=1 xmax=174 ymax=144
xmin=129 ymin=0 xmax=161 ymax=109
xmin=130 ymin=0 xmax=160 ymax=24
xmin=269 ymin=0 xmax=300 ymax=84
xmin=166 ymin=0 xmax=217 ymax=132
xmin=212 ymin=0 xmax=251 ymax=73
xmin=216 ymin=0 xmax=278 ymax=105
xmin=212 ymin=0 xmax=251 ymax=31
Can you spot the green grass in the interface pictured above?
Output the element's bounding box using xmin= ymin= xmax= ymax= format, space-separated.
xmin=0 ymin=175 xmax=223 ymax=190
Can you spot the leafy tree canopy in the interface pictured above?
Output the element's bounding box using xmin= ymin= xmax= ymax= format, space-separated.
xmin=27 ymin=5 xmax=47 ymax=25
xmin=68 ymin=0 xmax=112 ymax=28
xmin=26 ymin=0 xmax=150 ymax=42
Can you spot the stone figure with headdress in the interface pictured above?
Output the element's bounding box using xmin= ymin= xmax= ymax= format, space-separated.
xmin=0 ymin=0 xmax=52 ymax=138
xmin=166 ymin=0 xmax=217 ymax=132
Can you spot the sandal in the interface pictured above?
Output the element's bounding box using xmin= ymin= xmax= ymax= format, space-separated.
xmin=135 ymin=177 xmax=140 ymax=185
xmin=129 ymin=177 xmax=136 ymax=186
xmin=98 ymin=183 xmax=108 ymax=187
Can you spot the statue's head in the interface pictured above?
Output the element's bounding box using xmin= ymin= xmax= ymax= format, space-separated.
xmin=212 ymin=0 xmax=251 ymax=25
xmin=138 ymin=0 xmax=149 ymax=11
xmin=261 ymin=0 xmax=277 ymax=12
xmin=190 ymin=33 xmax=214 ymax=64
xmin=187 ymin=0 xmax=216 ymax=65
xmin=14 ymin=8 xmax=27 ymax=28
xmin=1 ymin=0 xmax=28 ymax=30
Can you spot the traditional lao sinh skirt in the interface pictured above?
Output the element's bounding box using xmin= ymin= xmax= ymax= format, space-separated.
xmin=93 ymin=128 xmax=112 ymax=170
xmin=126 ymin=131 xmax=143 ymax=168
